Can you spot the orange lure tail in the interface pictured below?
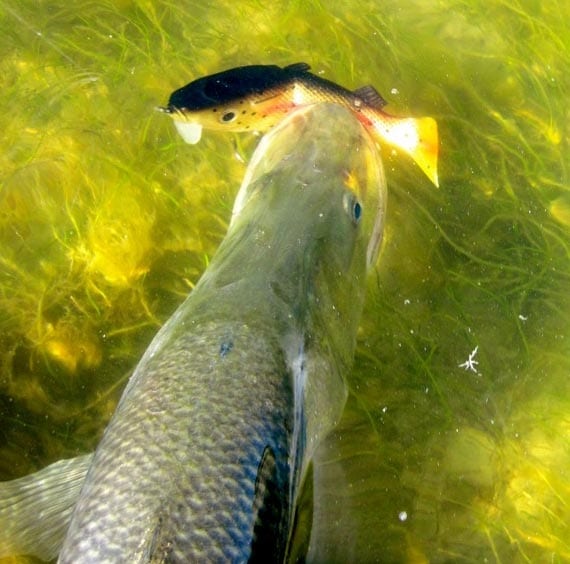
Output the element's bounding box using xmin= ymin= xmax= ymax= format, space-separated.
xmin=368 ymin=114 xmax=439 ymax=187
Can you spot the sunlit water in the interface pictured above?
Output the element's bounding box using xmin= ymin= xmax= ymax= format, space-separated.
xmin=0 ymin=0 xmax=568 ymax=562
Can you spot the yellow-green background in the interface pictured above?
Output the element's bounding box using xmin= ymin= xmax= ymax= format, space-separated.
xmin=1 ymin=0 xmax=568 ymax=562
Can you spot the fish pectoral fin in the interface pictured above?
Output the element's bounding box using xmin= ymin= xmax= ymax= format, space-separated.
xmin=284 ymin=460 xmax=313 ymax=564
xmin=283 ymin=62 xmax=311 ymax=73
xmin=0 ymin=453 xmax=93 ymax=560
xmin=353 ymin=85 xmax=387 ymax=109
xmin=249 ymin=446 xmax=289 ymax=563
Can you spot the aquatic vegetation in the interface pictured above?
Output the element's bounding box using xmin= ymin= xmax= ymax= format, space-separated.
xmin=68 ymin=192 xmax=155 ymax=287
xmin=0 ymin=0 xmax=233 ymax=486
xmin=0 ymin=0 xmax=569 ymax=561
xmin=549 ymin=195 xmax=570 ymax=227
xmin=397 ymin=386 xmax=570 ymax=561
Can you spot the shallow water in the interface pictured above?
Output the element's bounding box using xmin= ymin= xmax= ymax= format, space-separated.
xmin=0 ymin=0 xmax=568 ymax=562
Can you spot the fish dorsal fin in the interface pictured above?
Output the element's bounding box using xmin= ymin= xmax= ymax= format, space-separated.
xmin=284 ymin=62 xmax=311 ymax=73
xmin=354 ymin=85 xmax=387 ymax=109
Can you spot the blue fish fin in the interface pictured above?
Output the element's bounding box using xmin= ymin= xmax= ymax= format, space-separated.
xmin=0 ymin=453 xmax=92 ymax=560
xmin=284 ymin=460 xmax=313 ymax=563
xmin=353 ymin=85 xmax=387 ymax=109
xmin=249 ymin=446 xmax=289 ymax=562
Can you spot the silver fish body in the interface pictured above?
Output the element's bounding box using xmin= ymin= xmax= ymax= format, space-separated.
xmin=0 ymin=102 xmax=386 ymax=562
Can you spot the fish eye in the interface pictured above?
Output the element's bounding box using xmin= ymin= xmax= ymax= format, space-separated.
xmin=343 ymin=192 xmax=362 ymax=224
xmin=220 ymin=110 xmax=237 ymax=123
xmin=353 ymin=201 xmax=362 ymax=221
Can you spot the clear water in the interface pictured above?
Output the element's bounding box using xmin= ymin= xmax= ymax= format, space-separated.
xmin=0 ymin=0 xmax=568 ymax=562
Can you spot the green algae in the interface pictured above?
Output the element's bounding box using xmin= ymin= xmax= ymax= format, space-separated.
xmin=0 ymin=0 xmax=569 ymax=561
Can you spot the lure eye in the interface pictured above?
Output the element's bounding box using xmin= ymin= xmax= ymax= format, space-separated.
xmin=343 ymin=192 xmax=362 ymax=224
xmin=220 ymin=110 xmax=237 ymax=123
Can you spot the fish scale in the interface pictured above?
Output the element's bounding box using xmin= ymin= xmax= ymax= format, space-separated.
xmin=60 ymin=321 xmax=293 ymax=562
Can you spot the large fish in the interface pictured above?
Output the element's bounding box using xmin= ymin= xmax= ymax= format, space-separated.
xmin=0 ymin=103 xmax=387 ymax=562
xmin=161 ymin=62 xmax=439 ymax=187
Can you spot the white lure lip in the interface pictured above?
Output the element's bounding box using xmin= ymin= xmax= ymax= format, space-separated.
xmin=173 ymin=121 xmax=203 ymax=144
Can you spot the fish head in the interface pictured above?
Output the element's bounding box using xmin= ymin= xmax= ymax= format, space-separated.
xmin=195 ymin=103 xmax=388 ymax=468
xmin=231 ymin=102 xmax=387 ymax=274
xmin=195 ymin=102 xmax=387 ymax=350
xmin=161 ymin=65 xmax=295 ymax=143
xmin=218 ymin=103 xmax=387 ymax=452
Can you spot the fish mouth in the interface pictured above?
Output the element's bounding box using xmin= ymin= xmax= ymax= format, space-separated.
xmin=173 ymin=120 xmax=203 ymax=144
xmin=155 ymin=105 xmax=176 ymax=114
xmin=156 ymin=105 xmax=202 ymax=143
xmin=155 ymin=105 xmax=192 ymax=117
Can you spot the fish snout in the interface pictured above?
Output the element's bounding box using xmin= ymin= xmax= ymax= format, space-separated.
xmin=156 ymin=105 xmax=175 ymax=114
